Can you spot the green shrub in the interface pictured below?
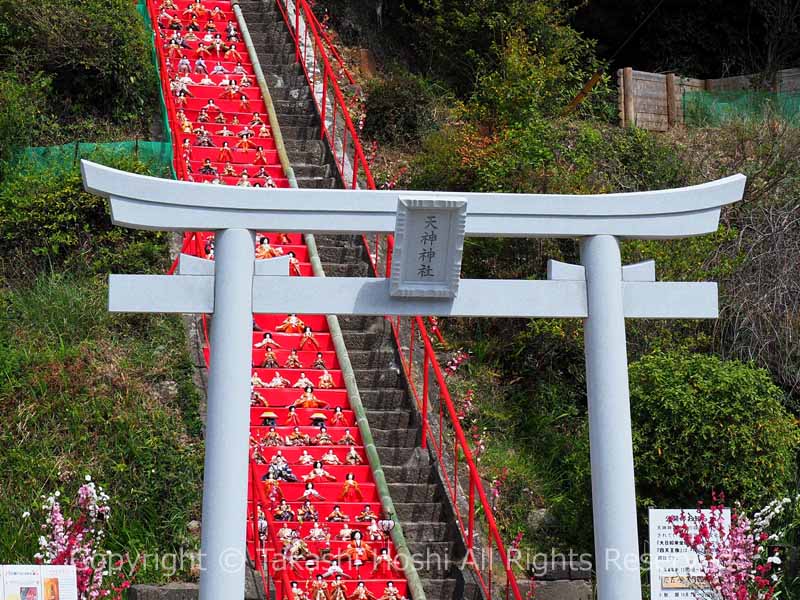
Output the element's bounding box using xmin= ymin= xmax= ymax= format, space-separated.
xmin=363 ymin=71 xmax=441 ymax=144
xmin=0 ymin=72 xmax=49 ymax=171
xmin=0 ymin=0 xmax=157 ymax=124
xmin=0 ymin=150 xmax=168 ymax=277
xmin=629 ymin=352 xmax=799 ymax=509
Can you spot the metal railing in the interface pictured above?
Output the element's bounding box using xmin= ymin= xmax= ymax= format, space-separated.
xmin=274 ymin=0 xmax=375 ymax=190
xmin=362 ymin=235 xmax=524 ymax=600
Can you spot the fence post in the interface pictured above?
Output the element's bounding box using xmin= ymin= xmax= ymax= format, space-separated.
xmin=623 ymin=68 xmax=636 ymax=128
xmin=666 ymin=73 xmax=677 ymax=128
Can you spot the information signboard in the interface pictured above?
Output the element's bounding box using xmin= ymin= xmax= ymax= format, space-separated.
xmin=1 ymin=565 xmax=77 ymax=600
xmin=649 ymin=508 xmax=729 ymax=600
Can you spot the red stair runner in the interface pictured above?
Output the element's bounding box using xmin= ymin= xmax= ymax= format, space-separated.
xmin=147 ymin=1 xmax=409 ymax=598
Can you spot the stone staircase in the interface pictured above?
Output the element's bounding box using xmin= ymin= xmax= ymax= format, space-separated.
xmin=314 ymin=236 xmax=484 ymax=600
xmin=238 ymin=0 xmax=340 ymax=190
xmin=235 ymin=2 xmax=486 ymax=596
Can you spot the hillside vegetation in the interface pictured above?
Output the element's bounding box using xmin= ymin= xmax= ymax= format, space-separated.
xmin=0 ymin=1 xmax=203 ymax=584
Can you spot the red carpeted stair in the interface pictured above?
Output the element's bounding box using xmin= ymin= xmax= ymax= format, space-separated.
xmin=146 ymin=0 xmax=410 ymax=598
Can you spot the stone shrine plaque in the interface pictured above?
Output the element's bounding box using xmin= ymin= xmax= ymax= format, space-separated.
xmin=389 ymin=197 xmax=466 ymax=298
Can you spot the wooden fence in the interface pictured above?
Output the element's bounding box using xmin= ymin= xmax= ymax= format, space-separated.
xmin=617 ymin=67 xmax=800 ymax=130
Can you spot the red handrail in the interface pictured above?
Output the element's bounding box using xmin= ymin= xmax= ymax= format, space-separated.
xmin=274 ymin=0 xmax=375 ymax=190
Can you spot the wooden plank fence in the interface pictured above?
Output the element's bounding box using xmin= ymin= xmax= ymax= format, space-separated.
xmin=617 ymin=67 xmax=800 ymax=130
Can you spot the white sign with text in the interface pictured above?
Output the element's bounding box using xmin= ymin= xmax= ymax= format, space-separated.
xmin=2 ymin=565 xmax=77 ymax=600
xmin=649 ymin=508 xmax=730 ymax=600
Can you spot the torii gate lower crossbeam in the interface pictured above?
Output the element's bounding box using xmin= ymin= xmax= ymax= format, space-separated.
xmin=81 ymin=160 xmax=746 ymax=600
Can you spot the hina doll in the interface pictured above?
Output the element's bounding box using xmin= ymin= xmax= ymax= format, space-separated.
xmin=274 ymin=500 xmax=296 ymax=522
xmin=288 ymin=251 xmax=302 ymax=275
xmin=313 ymin=426 xmax=334 ymax=446
xmin=250 ymin=389 xmax=267 ymax=407
xmin=366 ymin=520 xmax=382 ymax=542
xmin=234 ymin=62 xmax=248 ymax=76
xmin=262 ymin=347 xmax=279 ymax=368
xmin=345 ymin=447 xmax=363 ymax=466
xmin=356 ymin=505 xmax=378 ymax=523
xmin=309 ymin=575 xmax=330 ymax=600
xmin=222 ymin=162 xmax=237 ymax=177
xmin=286 ymin=406 xmax=301 ymax=426
xmin=299 ymin=326 xmax=320 ymax=350
xmin=250 ymin=112 xmax=264 ymax=126
xmin=238 ymin=92 xmax=251 ymax=112
xmin=225 ymin=44 xmax=243 ymax=61
xmin=285 ymin=349 xmax=303 ymax=369
xmin=294 ymin=372 xmax=314 ymax=389
xmin=250 ymin=436 xmax=266 ymax=464
xmin=312 ymin=352 xmax=327 ymax=370
xmin=255 ymin=236 xmax=283 ymax=259
xmin=318 ymin=370 xmax=335 ymax=390
xmin=348 ymin=582 xmax=377 ymax=600
xmin=338 ymin=532 xmax=373 ymax=567
xmin=294 ymin=386 xmax=329 ymax=409
xmin=286 ymin=426 xmax=310 ymax=447
xmin=336 ymin=523 xmax=354 ymax=541
xmin=199 ymin=159 xmax=217 ymax=176
xmin=297 ymin=500 xmax=319 ymax=523
xmin=255 ymin=332 xmax=282 ymax=349
xmin=194 ymin=56 xmax=208 ymax=74
xmin=378 ymin=582 xmax=405 ymax=600
xmin=218 ymin=125 xmax=233 ymax=136
xmin=263 ymin=426 xmax=284 ymax=447
xmin=266 ymin=372 xmax=291 ymax=388
xmin=251 ymin=372 xmax=267 ymax=387
xmin=339 ymin=474 xmax=363 ymax=502
xmin=218 ymin=141 xmax=233 ymax=162
xmin=259 ymin=123 xmax=272 ymax=138
xmin=338 ymin=429 xmax=357 ymax=446
xmin=329 ymin=576 xmax=348 ymax=600
xmin=304 ymin=461 xmax=337 ymax=482
xmin=277 ymin=524 xmax=297 ymax=544
xmin=298 ymin=449 xmax=315 ymax=465
xmin=289 ymin=581 xmax=309 ymax=600
xmin=321 ymin=449 xmax=343 ymax=465
xmin=330 ymin=407 xmax=346 ymax=427
xmin=299 ymin=482 xmax=326 ymax=502
xmin=253 ymin=145 xmax=269 ymax=165
xmin=240 ymin=73 xmax=252 ymax=87
xmin=261 ymin=473 xmax=283 ymax=504
xmin=270 ymin=451 xmax=298 ymax=481
xmin=373 ymin=550 xmax=393 ymax=577
xmin=321 ymin=559 xmax=346 ymax=579
xmin=195 ymin=42 xmax=211 ymax=59
xmin=236 ymin=172 xmax=252 ymax=187
xmin=326 ymin=505 xmax=349 ymax=523
xmin=277 ymin=313 xmax=306 ymax=333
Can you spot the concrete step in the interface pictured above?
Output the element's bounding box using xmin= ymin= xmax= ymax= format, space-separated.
xmin=360 ymin=388 xmax=408 ymax=410
xmin=387 ymin=482 xmax=439 ymax=503
xmin=365 ymin=409 xmax=414 ymax=429
xmin=353 ymin=368 xmax=403 ymax=388
xmin=375 ymin=445 xmax=417 ymax=466
xmin=273 ymin=98 xmax=317 ymax=116
xmin=273 ymin=124 xmax=319 ymax=140
xmin=334 ymin=331 xmax=385 ymax=350
xmin=295 ymin=176 xmax=338 ymax=189
xmin=384 ymin=463 xmax=433 ymax=484
xmin=402 ymin=521 xmax=451 ymax=543
xmin=293 ymin=163 xmax=331 ymax=178
xmin=316 ymin=244 xmax=368 ymax=264
xmin=344 ymin=348 xmax=397 ymax=369
xmin=394 ymin=502 xmax=447 ymax=523
xmin=372 ymin=427 xmax=418 ymax=448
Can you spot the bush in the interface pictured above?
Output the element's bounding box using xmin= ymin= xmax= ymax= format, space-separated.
xmin=363 ymin=71 xmax=441 ymax=144
xmin=0 ymin=0 xmax=157 ymax=124
xmin=0 ymin=150 xmax=169 ymax=277
xmin=0 ymin=72 xmax=49 ymax=171
xmin=629 ymin=352 xmax=799 ymax=509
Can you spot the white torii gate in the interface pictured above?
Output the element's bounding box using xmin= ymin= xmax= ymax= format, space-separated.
xmin=81 ymin=160 xmax=746 ymax=600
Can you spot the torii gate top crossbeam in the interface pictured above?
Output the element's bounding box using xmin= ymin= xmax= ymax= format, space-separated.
xmin=81 ymin=161 xmax=746 ymax=239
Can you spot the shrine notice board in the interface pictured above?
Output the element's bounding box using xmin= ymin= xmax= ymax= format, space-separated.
xmin=2 ymin=565 xmax=77 ymax=600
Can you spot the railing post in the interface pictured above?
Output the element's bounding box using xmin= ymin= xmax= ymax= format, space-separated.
xmin=468 ymin=475 xmax=475 ymax=550
xmin=421 ymin=345 xmax=429 ymax=449
xmin=294 ymin=1 xmax=300 ymax=62
xmin=408 ymin=317 xmax=415 ymax=386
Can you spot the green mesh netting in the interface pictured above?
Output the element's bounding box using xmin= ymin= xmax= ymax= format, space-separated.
xmin=11 ymin=1 xmax=176 ymax=177
xmin=683 ymin=90 xmax=800 ymax=127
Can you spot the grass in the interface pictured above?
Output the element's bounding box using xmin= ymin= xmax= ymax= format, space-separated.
xmin=0 ymin=271 xmax=204 ymax=583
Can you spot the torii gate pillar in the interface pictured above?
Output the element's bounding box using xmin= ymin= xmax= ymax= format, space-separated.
xmin=198 ymin=229 xmax=256 ymax=599
xmin=582 ymin=235 xmax=641 ymax=598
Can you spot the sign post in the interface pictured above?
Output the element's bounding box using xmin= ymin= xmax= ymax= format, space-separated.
xmin=82 ymin=160 xmax=746 ymax=600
